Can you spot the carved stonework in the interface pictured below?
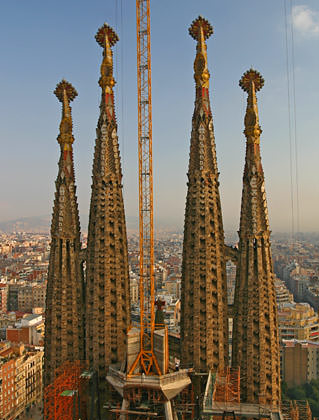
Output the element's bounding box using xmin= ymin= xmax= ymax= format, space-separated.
xmin=232 ymin=69 xmax=281 ymax=407
xmin=181 ymin=17 xmax=228 ymax=375
xmin=44 ymin=80 xmax=85 ymax=386
xmin=85 ymin=24 xmax=130 ymax=394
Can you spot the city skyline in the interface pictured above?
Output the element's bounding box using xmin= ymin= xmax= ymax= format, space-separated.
xmin=1 ymin=0 xmax=319 ymax=233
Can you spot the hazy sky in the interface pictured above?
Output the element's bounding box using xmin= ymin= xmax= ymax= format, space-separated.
xmin=1 ymin=0 xmax=319 ymax=233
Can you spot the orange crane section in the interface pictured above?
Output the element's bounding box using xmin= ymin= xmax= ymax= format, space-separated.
xmin=128 ymin=0 xmax=160 ymax=376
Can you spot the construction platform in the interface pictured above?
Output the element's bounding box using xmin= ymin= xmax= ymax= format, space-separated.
xmin=107 ymin=365 xmax=191 ymax=401
xmin=106 ymin=327 xmax=191 ymax=419
xmin=202 ymin=401 xmax=283 ymax=420
xmin=203 ymin=370 xmax=284 ymax=420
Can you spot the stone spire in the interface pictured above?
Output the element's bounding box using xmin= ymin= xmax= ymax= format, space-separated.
xmin=44 ymin=80 xmax=85 ymax=386
xmin=86 ymin=24 xmax=130 ymax=392
xmin=232 ymin=69 xmax=281 ymax=407
xmin=181 ymin=16 xmax=228 ymax=376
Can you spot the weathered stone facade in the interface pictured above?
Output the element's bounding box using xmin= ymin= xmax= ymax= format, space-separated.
xmin=232 ymin=70 xmax=281 ymax=407
xmin=44 ymin=80 xmax=85 ymax=386
xmin=85 ymin=24 xmax=130 ymax=392
xmin=181 ymin=17 xmax=228 ymax=374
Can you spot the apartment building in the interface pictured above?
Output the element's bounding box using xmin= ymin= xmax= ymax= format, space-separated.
xmin=282 ymin=339 xmax=319 ymax=387
xmin=0 ymin=342 xmax=43 ymax=419
xmin=278 ymin=302 xmax=319 ymax=341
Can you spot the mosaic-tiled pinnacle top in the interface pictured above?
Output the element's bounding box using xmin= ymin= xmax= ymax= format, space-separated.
xmin=240 ymin=69 xmax=264 ymax=143
xmin=189 ymin=16 xmax=213 ymax=40
xmin=95 ymin=23 xmax=119 ymax=47
xmin=189 ymin=16 xmax=213 ymax=89
xmin=54 ymin=80 xmax=77 ymax=146
xmin=239 ymin=68 xmax=264 ymax=93
xmin=95 ymin=23 xmax=118 ymax=91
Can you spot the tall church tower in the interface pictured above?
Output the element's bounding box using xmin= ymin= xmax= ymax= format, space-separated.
xmin=86 ymin=24 xmax=130 ymax=392
xmin=181 ymin=16 xmax=228 ymax=375
xmin=44 ymin=80 xmax=85 ymax=386
xmin=232 ymin=69 xmax=281 ymax=407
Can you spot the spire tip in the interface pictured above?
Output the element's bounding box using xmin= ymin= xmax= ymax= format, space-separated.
xmin=189 ymin=16 xmax=213 ymax=41
xmin=95 ymin=23 xmax=119 ymax=48
xmin=54 ymin=80 xmax=78 ymax=103
xmin=239 ymin=69 xmax=264 ymax=93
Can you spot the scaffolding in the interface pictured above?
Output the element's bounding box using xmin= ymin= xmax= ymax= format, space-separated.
xmin=281 ymin=400 xmax=314 ymax=420
xmin=212 ymin=368 xmax=240 ymax=404
xmin=295 ymin=400 xmax=312 ymax=420
xmin=172 ymin=383 xmax=196 ymax=419
xmin=43 ymin=361 xmax=88 ymax=420
xmin=202 ymin=369 xmax=287 ymax=419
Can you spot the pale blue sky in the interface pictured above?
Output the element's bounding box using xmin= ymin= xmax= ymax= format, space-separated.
xmin=0 ymin=0 xmax=319 ymax=232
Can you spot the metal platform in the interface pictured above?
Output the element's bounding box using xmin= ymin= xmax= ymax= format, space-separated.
xmin=202 ymin=401 xmax=284 ymax=419
xmin=107 ymin=365 xmax=191 ymax=401
xmin=202 ymin=371 xmax=284 ymax=420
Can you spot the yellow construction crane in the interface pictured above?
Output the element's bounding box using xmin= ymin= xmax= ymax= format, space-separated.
xmin=128 ymin=0 xmax=161 ymax=376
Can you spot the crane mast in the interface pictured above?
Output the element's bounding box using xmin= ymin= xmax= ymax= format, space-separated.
xmin=128 ymin=0 xmax=160 ymax=375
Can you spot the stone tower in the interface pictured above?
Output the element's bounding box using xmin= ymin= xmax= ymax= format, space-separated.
xmin=44 ymin=80 xmax=85 ymax=386
xmin=232 ymin=69 xmax=281 ymax=407
xmin=86 ymin=24 xmax=130 ymax=392
xmin=181 ymin=16 xmax=228 ymax=375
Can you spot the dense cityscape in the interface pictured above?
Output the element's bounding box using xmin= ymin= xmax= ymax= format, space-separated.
xmin=0 ymin=231 xmax=319 ymax=417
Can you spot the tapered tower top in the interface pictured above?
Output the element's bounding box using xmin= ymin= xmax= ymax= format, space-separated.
xmin=189 ymin=16 xmax=213 ymax=89
xmin=54 ymin=80 xmax=77 ymax=146
xmin=95 ymin=23 xmax=119 ymax=47
xmin=189 ymin=16 xmax=213 ymax=40
xmin=95 ymin=23 xmax=118 ymax=92
xmin=239 ymin=68 xmax=264 ymax=92
xmin=240 ymin=69 xmax=264 ymax=143
xmin=54 ymin=79 xmax=78 ymax=103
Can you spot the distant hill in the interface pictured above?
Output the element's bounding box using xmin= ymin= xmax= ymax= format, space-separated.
xmin=0 ymin=216 xmax=51 ymax=233
xmin=0 ymin=214 xmax=138 ymax=234
xmin=0 ymin=215 xmax=183 ymax=234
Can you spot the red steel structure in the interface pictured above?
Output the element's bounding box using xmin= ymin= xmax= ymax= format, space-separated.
xmin=128 ymin=0 xmax=160 ymax=376
xmin=212 ymin=368 xmax=240 ymax=404
xmin=44 ymin=361 xmax=88 ymax=420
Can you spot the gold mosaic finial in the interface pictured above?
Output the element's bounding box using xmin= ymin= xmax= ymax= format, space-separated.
xmin=189 ymin=16 xmax=213 ymax=88
xmin=240 ymin=69 xmax=264 ymax=142
xmin=239 ymin=68 xmax=264 ymax=93
xmin=54 ymin=80 xmax=77 ymax=147
xmin=95 ymin=23 xmax=119 ymax=91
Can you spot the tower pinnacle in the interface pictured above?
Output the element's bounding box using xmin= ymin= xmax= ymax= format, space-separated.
xmin=54 ymin=80 xmax=77 ymax=146
xmin=95 ymin=23 xmax=118 ymax=92
xmin=86 ymin=23 xmax=130 ymax=405
xmin=181 ymin=17 xmax=228 ymax=383
xmin=44 ymin=80 xmax=84 ymax=386
xmin=232 ymin=69 xmax=280 ymax=407
xmin=189 ymin=16 xmax=213 ymax=88
xmin=240 ymin=69 xmax=264 ymax=141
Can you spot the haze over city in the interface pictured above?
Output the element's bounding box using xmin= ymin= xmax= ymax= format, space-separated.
xmin=1 ymin=0 xmax=319 ymax=232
